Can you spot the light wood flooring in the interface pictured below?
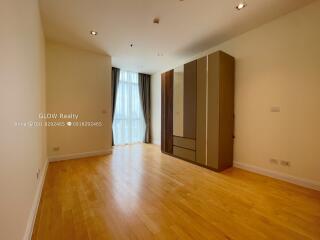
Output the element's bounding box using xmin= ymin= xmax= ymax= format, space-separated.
xmin=32 ymin=144 xmax=320 ymax=240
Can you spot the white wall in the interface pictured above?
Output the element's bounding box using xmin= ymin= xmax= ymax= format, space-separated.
xmin=0 ymin=0 xmax=47 ymax=239
xmin=151 ymin=1 xmax=320 ymax=185
xmin=46 ymin=42 xmax=112 ymax=160
xmin=151 ymin=73 xmax=161 ymax=145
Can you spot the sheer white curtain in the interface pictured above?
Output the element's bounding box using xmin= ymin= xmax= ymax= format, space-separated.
xmin=112 ymin=70 xmax=146 ymax=145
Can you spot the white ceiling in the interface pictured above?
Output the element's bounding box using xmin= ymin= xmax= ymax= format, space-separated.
xmin=40 ymin=0 xmax=314 ymax=74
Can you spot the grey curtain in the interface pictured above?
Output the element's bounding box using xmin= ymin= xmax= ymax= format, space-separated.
xmin=138 ymin=73 xmax=151 ymax=143
xmin=112 ymin=67 xmax=120 ymax=145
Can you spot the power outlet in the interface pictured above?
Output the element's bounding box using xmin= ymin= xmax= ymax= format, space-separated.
xmin=36 ymin=168 xmax=40 ymax=179
xmin=270 ymin=158 xmax=279 ymax=164
xmin=53 ymin=146 xmax=60 ymax=152
xmin=280 ymin=160 xmax=290 ymax=167
xmin=270 ymin=106 xmax=281 ymax=112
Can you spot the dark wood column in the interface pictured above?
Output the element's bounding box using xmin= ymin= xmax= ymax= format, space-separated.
xmin=161 ymin=70 xmax=173 ymax=154
xmin=183 ymin=60 xmax=197 ymax=139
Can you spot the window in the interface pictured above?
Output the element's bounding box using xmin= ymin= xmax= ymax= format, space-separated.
xmin=112 ymin=70 xmax=146 ymax=145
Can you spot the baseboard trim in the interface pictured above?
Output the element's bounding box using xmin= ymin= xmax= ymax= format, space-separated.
xmin=152 ymin=139 xmax=161 ymax=145
xmin=234 ymin=161 xmax=320 ymax=191
xmin=48 ymin=149 xmax=113 ymax=162
xmin=23 ymin=159 xmax=48 ymax=240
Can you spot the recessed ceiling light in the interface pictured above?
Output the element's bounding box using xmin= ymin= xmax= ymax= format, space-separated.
xmin=90 ymin=30 xmax=98 ymax=36
xmin=236 ymin=3 xmax=247 ymax=10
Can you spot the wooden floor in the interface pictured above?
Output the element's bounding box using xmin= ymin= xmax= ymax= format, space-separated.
xmin=33 ymin=144 xmax=320 ymax=240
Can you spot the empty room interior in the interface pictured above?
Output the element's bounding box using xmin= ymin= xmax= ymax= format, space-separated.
xmin=1 ymin=0 xmax=320 ymax=239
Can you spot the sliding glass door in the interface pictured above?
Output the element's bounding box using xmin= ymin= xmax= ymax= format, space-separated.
xmin=112 ymin=70 xmax=146 ymax=145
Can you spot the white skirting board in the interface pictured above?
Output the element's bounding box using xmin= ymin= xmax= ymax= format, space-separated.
xmin=234 ymin=161 xmax=320 ymax=191
xmin=48 ymin=149 xmax=113 ymax=162
xmin=23 ymin=160 xmax=48 ymax=240
xmin=152 ymin=139 xmax=161 ymax=145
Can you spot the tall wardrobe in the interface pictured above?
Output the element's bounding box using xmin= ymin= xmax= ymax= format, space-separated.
xmin=161 ymin=51 xmax=235 ymax=172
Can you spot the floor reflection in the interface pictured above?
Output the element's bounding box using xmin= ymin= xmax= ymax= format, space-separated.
xmin=110 ymin=144 xmax=144 ymax=214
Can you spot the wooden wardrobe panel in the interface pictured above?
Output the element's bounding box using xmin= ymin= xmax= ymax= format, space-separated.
xmin=161 ymin=73 xmax=165 ymax=152
xmin=173 ymin=136 xmax=196 ymax=150
xmin=196 ymin=57 xmax=207 ymax=165
xmin=161 ymin=70 xmax=173 ymax=154
xmin=173 ymin=146 xmax=196 ymax=162
xmin=173 ymin=68 xmax=184 ymax=137
xmin=183 ymin=60 xmax=197 ymax=139
xmin=218 ymin=52 xmax=235 ymax=170
xmin=207 ymin=53 xmax=220 ymax=169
